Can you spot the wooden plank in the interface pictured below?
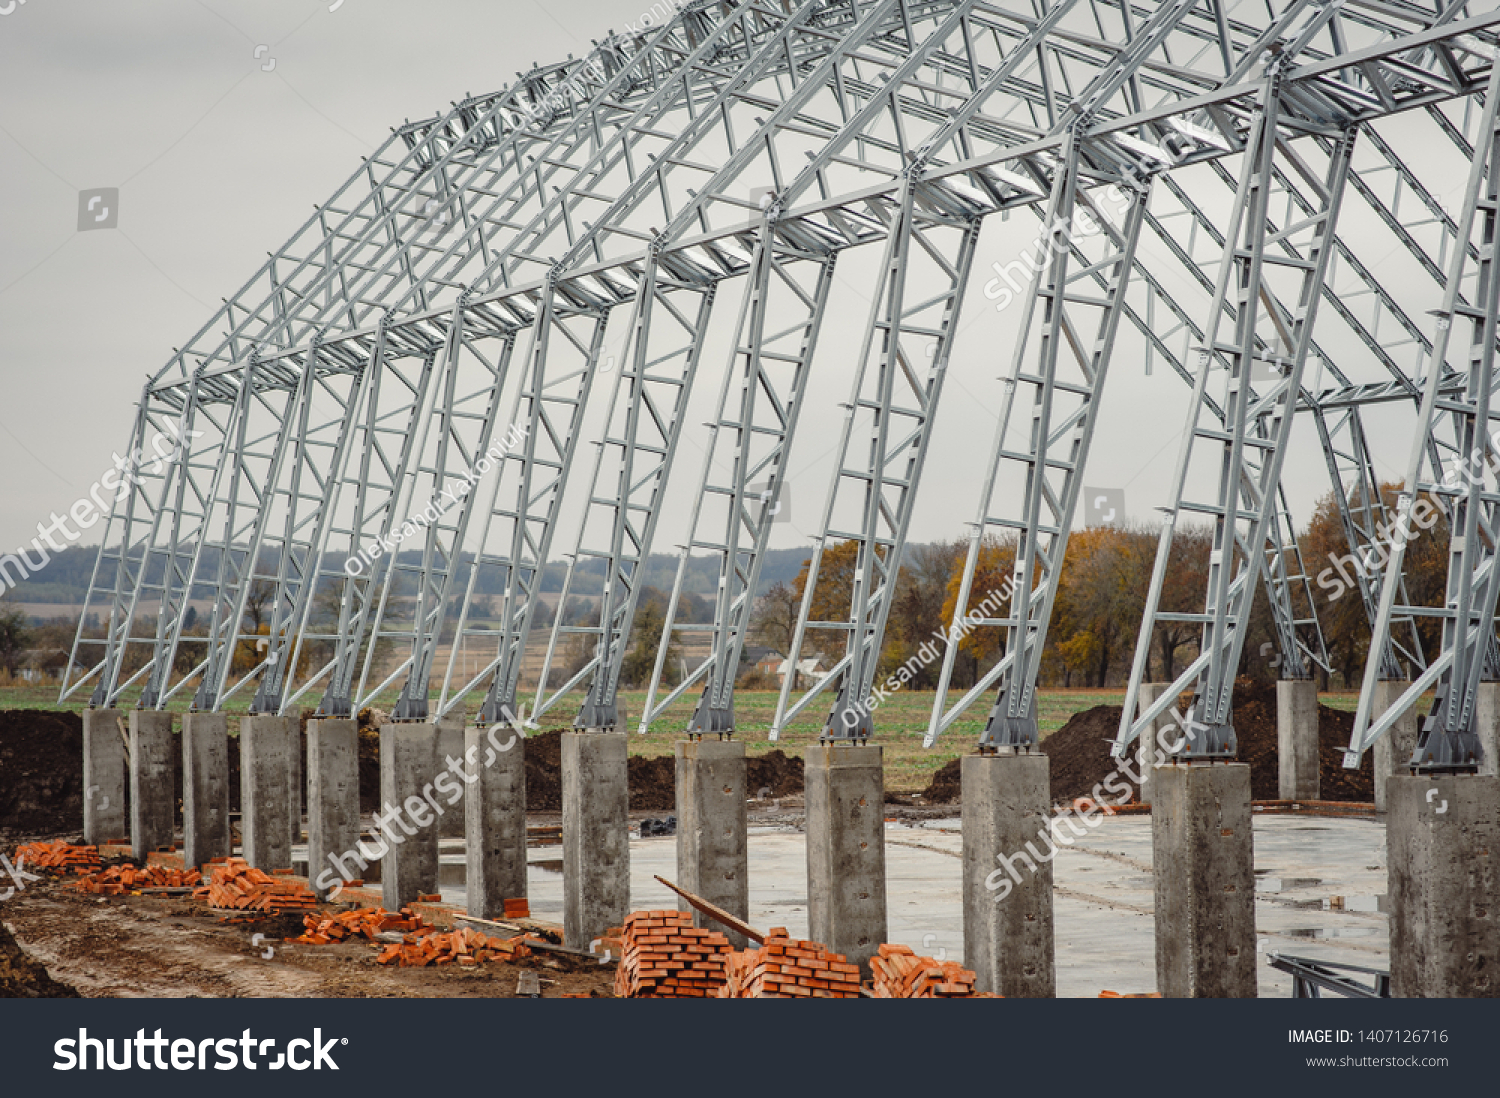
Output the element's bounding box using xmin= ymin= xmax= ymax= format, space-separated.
xmin=653 ymin=874 xmax=765 ymax=944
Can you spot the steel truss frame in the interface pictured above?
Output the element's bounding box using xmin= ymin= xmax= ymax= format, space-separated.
xmin=60 ymin=1 xmax=1500 ymax=771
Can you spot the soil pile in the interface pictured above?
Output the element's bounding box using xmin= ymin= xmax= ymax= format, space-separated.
xmin=0 ymin=710 xmax=85 ymax=834
xmin=920 ymin=679 xmax=1375 ymax=806
xmin=0 ymin=919 xmax=79 ymax=998
xmin=521 ymin=731 xmax=804 ymax=812
xmin=1231 ymin=678 xmax=1373 ymax=801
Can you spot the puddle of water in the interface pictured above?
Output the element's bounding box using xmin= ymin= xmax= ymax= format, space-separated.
xmin=1256 ymin=877 xmax=1322 ymax=893
xmin=1282 ymin=926 xmax=1383 ymax=940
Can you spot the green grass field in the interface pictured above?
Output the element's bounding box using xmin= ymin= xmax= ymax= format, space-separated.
xmin=2 ymin=681 xmax=1383 ymax=792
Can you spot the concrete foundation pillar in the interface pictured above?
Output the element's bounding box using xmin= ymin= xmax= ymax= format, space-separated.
xmin=562 ymin=730 xmax=630 ymax=950
xmin=675 ymin=738 xmax=749 ymax=948
xmin=1135 ymin=684 xmax=1177 ymax=805
xmin=1277 ymin=679 xmax=1320 ymax=801
xmin=465 ymin=722 xmax=528 ymax=919
xmin=306 ymin=719 xmax=359 ymax=901
xmin=129 ymin=711 xmax=175 ymax=860
xmin=1387 ymin=774 xmax=1500 ymax=997
xmin=182 ymin=712 xmax=229 ymax=869
xmin=82 ymin=708 xmax=127 ymax=845
xmin=1152 ymin=763 xmax=1256 ymax=998
xmin=379 ymin=723 xmax=440 ymax=911
xmin=1474 ymin=682 xmax=1500 ymax=780
xmin=240 ymin=715 xmax=296 ymax=870
xmin=961 ymin=752 xmax=1055 ymax=997
xmin=288 ymin=720 xmax=303 ymax=852
xmin=805 ymin=743 xmax=887 ymax=976
xmin=1372 ymin=680 xmax=1421 ymax=812
xmin=434 ymin=709 xmax=468 ymax=838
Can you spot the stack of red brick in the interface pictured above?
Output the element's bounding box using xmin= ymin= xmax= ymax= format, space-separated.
xmin=869 ymin=943 xmax=995 ymax=998
xmin=75 ymin=864 xmax=200 ymax=894
xmin=291 ymin=907 xmax=423 ymax=944
xmin=613 ymin=910 xmax=732 ymax=997
xmin=717 ymin=928 xmax=862 ymax=998
xmin=502 ymin=898 xmax=530 ymax=920
xmin=14 ymin=842 xmax=103 ymax=875
xmin=192 ymin=858 xmax=318 ymax=914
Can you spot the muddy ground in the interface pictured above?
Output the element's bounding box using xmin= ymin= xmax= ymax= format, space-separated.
xmin=0 ymin=870 xmax=612 ymax=999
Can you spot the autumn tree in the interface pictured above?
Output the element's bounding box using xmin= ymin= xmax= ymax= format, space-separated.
xmin=940 ymin=534 xmax=1018 ymax=667
xmin=1300 ymin=481 xmax=1449 ymax=687
xmin=1153 ymin=525 xmax=1212 ymax=681
xmin=1047 ymin=526 xmax=1152 ymax=687
xmin=792 ymin=539 xmax=873 ymax=659
xmin=0 ymin=602 xmax=33 ymax=675
xmin=880 ymin=538 xmax=965 ymax=688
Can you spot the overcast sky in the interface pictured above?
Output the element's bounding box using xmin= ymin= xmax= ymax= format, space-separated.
xmin=0 ymin=0 xmax=1464 ymax=569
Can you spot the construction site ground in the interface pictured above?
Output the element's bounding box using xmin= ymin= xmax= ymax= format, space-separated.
xmin=2 ymin=681 xmax=1399 ymax=998
xmin=0 ymin=863 xmax=613 ymax=998
xmin=2 ymin=807 xmax=1386 ymax=999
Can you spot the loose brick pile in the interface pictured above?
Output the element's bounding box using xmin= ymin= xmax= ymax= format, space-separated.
xmin=291 ymin=907 xmax=423 ymax=944
xmin=869 ymin=943 xmax=993 ymax=998
xmin=14 ymin=842 xmax=103 ymax=874
xmin=613 ymin=910 xmax=732 ymax=998
xmin=716 ymin=928 xmax=862 ymax=999
xmin=75 ymin=864 xmax=201 ymax=895
xmin=376 ymin=925 xmax=536 ymax=968
xmin=192 ymin=858 xmax=318 ymax=913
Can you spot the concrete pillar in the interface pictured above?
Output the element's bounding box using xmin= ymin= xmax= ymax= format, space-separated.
xmin=288 ymin=719 xmax=303 ymax=852
xmin=182 ymin=712 xmax=230 ymax=869
xmin=434 ymin=709 xmax=468 ymax=838
xmin=1277 ymin=679 xmax=1320 ymax=801
xmin=239 ymin=715 xmax=295 ymax=870
xmin=1372 ymin=680 xmax=1421 ymax=812
xmin=380 ymin=722 xmax=440 ymax=911
xmin=306 ymin=719 xmax=359 ymax=901
xmin=1135 ymin=684 xmax=1177 ymax=805
xmin=1387 ymin=774 xmax=1500 ymax=997
xmin=82 ymin=708 xmax=126 ymax=846
xmin=1152 ymin=763 xmax=1257 ymax=998
xmin=675 ymin=738 xmax=749 ymax=948
xmin=961 ymin=752 xmax=1054 ymax=997
xmin=128 ymin=711 xmax=174 ymax=861
xmin=805 ymin=743 xmax=887 ymax=976
xmin=1474 ymin=682 xmax=1500 ymax=780
xmin=562 ymin=730 xmax=630 ymax=951
xmin=465 ymin=722 xmax=528 ymax=919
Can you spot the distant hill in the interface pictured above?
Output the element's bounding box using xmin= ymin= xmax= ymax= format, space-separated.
xmin=3 ymin=543 xmax=820 ymax=616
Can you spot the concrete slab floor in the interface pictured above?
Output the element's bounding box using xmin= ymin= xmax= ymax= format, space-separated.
xmin=297 ymin=813 xmax=1389 ymax=998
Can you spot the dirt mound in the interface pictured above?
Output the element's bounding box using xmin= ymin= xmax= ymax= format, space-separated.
xmin=1042 ymin=704 xmax=1128 ymax=804
xmin=747 ymin=750 xmax=803 ymax=799
xmin=1231 ymin=678 xmax=1373 ymax=802
xmin=0 ymin=919 xmax=79 ymax=998
xmin=920 ymin=680 xmax=1375 ymax=806
xmin=919 ymin=706 xmax=1124 ymax=806
xmin=521 ymin=732 xmax=804 ymax=812
xmin=0 ymin=710 xmax=85 ymax=834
